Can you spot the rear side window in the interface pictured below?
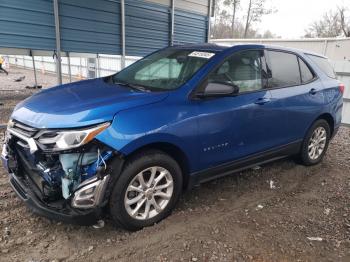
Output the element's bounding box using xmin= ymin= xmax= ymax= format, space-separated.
xmin=266 ymin=51 xmax=301 ymax=88
xmin=307 ymin=55 xmax=336 ymax=79
xmin=298 ymin=58 xmax=314 ymax=83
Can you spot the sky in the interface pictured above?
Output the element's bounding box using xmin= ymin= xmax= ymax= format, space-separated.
xmin=257 ymin=0 xmax=350 ymax=38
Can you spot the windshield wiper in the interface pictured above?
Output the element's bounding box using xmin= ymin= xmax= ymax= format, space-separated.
xmin=113 ymin=81 xmax=150 ymax=92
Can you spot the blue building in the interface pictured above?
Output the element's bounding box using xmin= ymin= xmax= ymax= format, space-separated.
xmin=0 ymin=0 xmax=212 ymax=57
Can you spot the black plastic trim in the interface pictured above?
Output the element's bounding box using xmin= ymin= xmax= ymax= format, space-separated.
xmin=9 ymin=173 xmax=100 ymax=226
xmin=263 ymin=48 xmax=319 ymax=89
xmin=187 ymin=140 xmax=302 ymax=189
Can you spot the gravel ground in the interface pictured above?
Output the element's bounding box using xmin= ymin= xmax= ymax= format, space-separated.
xmin=1 ymin=68 xmax=350 ymax=262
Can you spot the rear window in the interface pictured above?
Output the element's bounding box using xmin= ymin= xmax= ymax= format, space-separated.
xmin=307 ymin=54 xmax=336 ymax=79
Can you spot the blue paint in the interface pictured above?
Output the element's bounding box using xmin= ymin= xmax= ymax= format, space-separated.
xmin=10 ymin=44 xmax=343 ymax=178
xmin=11 ymin=78 xmax=168 ymax=128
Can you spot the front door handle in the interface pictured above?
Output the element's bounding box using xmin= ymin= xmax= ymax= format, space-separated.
xmin=255 ymin=97 xmax=271 ymax=105
xmin=309 ymin=88 xmax=317 ymax=95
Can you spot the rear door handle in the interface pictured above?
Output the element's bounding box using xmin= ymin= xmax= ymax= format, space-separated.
xmin=254 ymin=97 xmax=271 ymax=105
xmin=309 ymin=88 xmax=317 ymax=95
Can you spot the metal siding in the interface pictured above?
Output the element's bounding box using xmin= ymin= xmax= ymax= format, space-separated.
xmin=176 ymin=0 xmax=209 ymax=15
xmin=324 ymin=40 xmax=350 ymax=60
xmin=336 ymin=66 xmax=350 ymax=125
xmin=58 ymin=0 xmax=121 ymax=54
xmin=125 ymin=0 xmax=170 ymax=56
xmin=342 ymin=102 xmax=350 ymax=125
xmin=174 ymin=9 xmax=207 ymax=45
xmin=145 ymin=0 xmax=171 ymax=6
xmin=145 ymin=0 xmax=209 ymax=15
xmin=0 ymin=0 xmax=209 ymax=56
xmin=0 ymin=0 xmax=55 ymax=51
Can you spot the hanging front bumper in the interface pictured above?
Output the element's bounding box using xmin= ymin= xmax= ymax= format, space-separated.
xmin=8 ymin=172 xmax=102 ymax=225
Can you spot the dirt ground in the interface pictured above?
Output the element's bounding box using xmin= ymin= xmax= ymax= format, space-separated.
xmin=0 ymin=67 xmax=74 ymax=125
xmin=1 ymin=68 xmax=350 ymax=262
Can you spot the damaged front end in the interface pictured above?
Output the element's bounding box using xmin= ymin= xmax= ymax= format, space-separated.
xmin=1 ymin=119 xmax=121 ymax=225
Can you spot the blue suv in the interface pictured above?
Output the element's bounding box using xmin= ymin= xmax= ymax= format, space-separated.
xmin=1 ymin=44 xmax=344 ymax=230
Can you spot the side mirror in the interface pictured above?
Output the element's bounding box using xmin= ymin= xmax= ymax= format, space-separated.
xmin=196 ymin=80 xmax=239 ymax=98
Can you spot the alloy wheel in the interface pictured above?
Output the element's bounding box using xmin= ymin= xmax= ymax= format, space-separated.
xmin=308 ymin=126 xmax=327 ymax=160
xmin=124 ymin=166 xmax=174 ymax=220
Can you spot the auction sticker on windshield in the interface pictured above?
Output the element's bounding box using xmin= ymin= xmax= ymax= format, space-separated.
xmin=188 ymin=51 xmax=215 ymax=59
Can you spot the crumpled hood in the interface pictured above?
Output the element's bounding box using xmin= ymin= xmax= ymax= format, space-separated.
xmin=11 ymin=78 xmax=168 ymax=128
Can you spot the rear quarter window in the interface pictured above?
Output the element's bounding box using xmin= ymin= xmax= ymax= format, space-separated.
xmin=307 ymin=54 xmax=336 ymax=79
xmin=298 ymin=58 xmax=314 ymax=83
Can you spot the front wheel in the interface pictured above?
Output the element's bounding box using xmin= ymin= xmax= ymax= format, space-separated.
xmin=300 ymin=119 xmax=330 ymax=166
xmin=109 ymin=150 xmax=183 ymax=231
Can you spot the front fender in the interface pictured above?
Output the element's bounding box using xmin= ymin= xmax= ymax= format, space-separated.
xmin=115 ymin=133 xmax=189 ymax=156
xmin=95 ymin=98 xmax=200 ymax=172
xmin=97 ymin=130 xmax=194 ymax=171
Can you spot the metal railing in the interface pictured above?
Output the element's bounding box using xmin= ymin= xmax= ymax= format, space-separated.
xmin=6 ymin=54 xmax=141 ymax=81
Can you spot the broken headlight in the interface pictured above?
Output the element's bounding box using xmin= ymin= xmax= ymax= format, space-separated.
xmin=38 ymin=122 xmax=110 ymax=151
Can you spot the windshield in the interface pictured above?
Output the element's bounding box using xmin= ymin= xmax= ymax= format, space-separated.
xmin=112 ymin=48 xmax=215 ymax=91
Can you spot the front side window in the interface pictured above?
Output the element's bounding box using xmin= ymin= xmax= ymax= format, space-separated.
xmin=112 ymin=49 xmax=214 ymax=91
xmin=207 ymin=50 xmax=265 ymax=94
xmin=266 ymin=51 xmax=301 ymax=88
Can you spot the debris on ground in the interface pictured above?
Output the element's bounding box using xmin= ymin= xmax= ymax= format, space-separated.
xmin=13 ymin=76 xmax=25 ymax=82
xmin=252 ymin=165 xmax=261 ymax=170
xmin=307 ymin=237 xmax=323 ymax=241
xmin=256 ymin=204 xmax=264 ymax=210
xmin=269 ymin=180 xmax=276 ymax=189
xmin=92 ymin=220 xmax=105 ymax=229
xmin=25 ymin=85 xmax=42 ymax=89
xmin=4 ymin=227 xmax=10 ymax=238
xmin=324 ymin=208 xmax=331 ymax=215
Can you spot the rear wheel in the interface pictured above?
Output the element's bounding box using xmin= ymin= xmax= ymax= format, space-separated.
xmin=300 ymin=119 xmax=330 ymax=165
xmin=109 ymin=150 xmax=182 ymax=231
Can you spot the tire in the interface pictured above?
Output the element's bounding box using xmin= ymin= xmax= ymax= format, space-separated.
xmin=109 ymin=150 xmax=183 ymax=231
xmin=300 ymin=119 xmax=331 ymax=166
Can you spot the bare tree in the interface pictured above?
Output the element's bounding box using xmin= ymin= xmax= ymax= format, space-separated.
xmin=223 ymin=0 xmax=241 ymax=36
xmin=339 ymin=6 xmax=350 ymax=37
xmin=243 ymin=0 xmax=274 ymax=38
xmin=244 ymin=0 xmax=252 ymax=38
xmin=305 ymin=10 xmax=342 ymax=37
xmin=305 ymin=7 xmax=350 ymax=38
xmin=211 ymin=8 xmax=236 ymax=39
xmin=261 ymin=30 xmax=278 ymax=38
xmin=211 ymin=0 xmax=276 ymax=39
xmin=211 ymin=0 xmax=223 ymax=38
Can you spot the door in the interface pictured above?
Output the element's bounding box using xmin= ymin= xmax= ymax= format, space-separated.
xmin=87 ymin=58 xmax=96 ymax=78
xmin=195 ymin=49 xmax=276 ymax=169
xmin=265 ymin=50 xmax=325 ymax=145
